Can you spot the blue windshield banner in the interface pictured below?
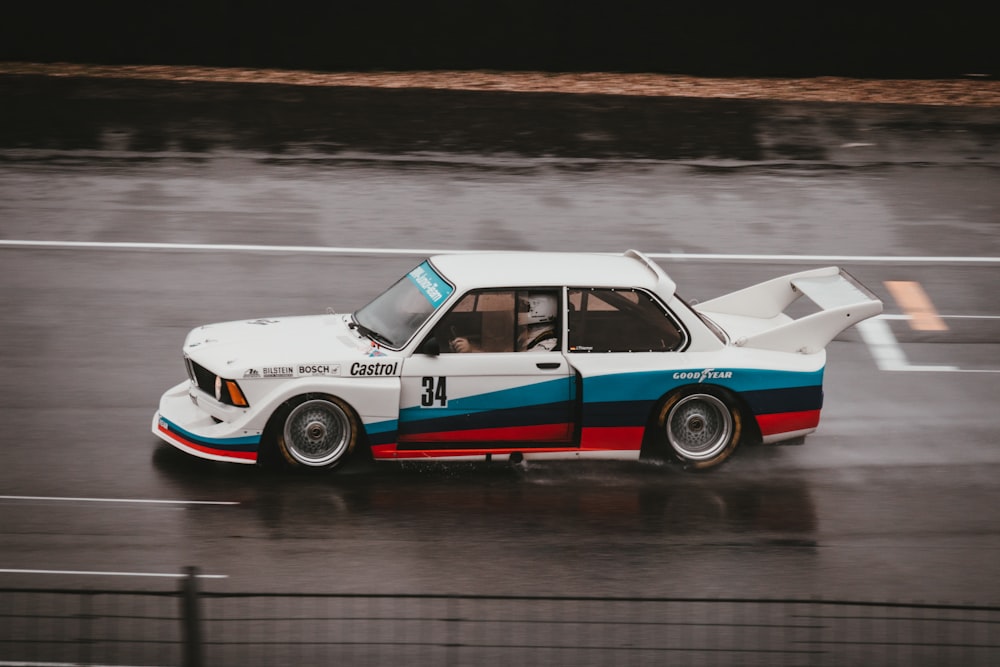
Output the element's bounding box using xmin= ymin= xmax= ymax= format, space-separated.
xmin=407 ymin=261 xmax=453 ymax=307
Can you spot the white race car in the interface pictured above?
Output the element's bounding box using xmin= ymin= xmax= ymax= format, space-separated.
xmin=153 ymin=250 xmax=882 ymax=471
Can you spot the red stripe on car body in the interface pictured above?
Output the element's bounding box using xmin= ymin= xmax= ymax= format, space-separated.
xmin=399 ymin=423 xmax=574 ymax=443
xmin=156 ymin=423 xmax=258 ymax=462
xmin=755 ymin=410 xmax=821 ymax=436
xmin=579 ymin=426 xmax=645 ymax=450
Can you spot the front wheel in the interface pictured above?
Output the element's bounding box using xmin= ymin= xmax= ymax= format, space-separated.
xmin=657 ymin=389 xmax=742 ymax=470
xmin=276 ymin=396 xmax=358 ymax=470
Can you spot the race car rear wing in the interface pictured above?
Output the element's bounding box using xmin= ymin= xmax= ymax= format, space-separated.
xmin=694 ymin=267 xmax=883 ymax=354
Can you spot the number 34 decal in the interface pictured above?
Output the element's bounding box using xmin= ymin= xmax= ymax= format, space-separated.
xmin=421 ymin=376 xmax=448 ymax=407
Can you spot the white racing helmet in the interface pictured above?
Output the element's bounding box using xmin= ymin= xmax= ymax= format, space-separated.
xmin=517 ymin=293 xmax=558 ymax=325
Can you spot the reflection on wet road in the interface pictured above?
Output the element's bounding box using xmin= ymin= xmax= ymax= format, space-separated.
xmin=139 ymin=441 xmax=1000 ymax=604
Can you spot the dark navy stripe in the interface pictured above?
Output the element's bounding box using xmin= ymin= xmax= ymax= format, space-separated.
xmin=742 ymin=386 xmax=824 ymax=415
xmin=365 ymin=429 xmax=398 ymax=446
xmin=398 ymin=400 xmax=574 ymax=437
xmin=397 ymin=439 xmax=573 ymax=451
xmin=580 ymin=400 xmax=655 ymax=428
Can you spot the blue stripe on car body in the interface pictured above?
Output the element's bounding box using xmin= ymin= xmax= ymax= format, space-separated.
xmin=158 ymin=416 xmax=261 ymax=448
xmin=398 ymin=376 xmax=575 ymax=423
xmin=582 ymin=368 xmax=824 ymax=403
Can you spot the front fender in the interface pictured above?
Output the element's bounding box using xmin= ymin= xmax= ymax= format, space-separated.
xmin=242 ymin=376 xmax=401 ymax=436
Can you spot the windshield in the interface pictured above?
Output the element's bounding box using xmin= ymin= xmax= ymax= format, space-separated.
xmin=353 ymin=261 xmax=454 ymax=349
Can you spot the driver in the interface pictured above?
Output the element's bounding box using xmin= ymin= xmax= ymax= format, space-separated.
xmin=516 ymin=293 xmax=559 ymax=352
xmin=449 ymin=292 xmax=559 ymax=352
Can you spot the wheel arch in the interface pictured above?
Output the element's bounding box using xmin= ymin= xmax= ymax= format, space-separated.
xmin=259 ymin=391 xmax=370 ymax=470
xmin=641 ymin=382 xmax=758 ymax=466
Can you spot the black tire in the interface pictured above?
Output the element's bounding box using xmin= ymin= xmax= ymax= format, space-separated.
xmin=275 ymin=395 xmax=358 ymax=471
xmin=656 ymin=387 xmax=742 ymax=470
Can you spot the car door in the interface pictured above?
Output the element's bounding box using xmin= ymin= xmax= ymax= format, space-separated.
xmin=398 ymin=289 xmax=576 ymax=447
xmin=563 ymin=287 xmax=689 ymax=451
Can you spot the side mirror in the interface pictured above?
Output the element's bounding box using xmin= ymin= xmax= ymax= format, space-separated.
xmin=420 ymin=337 xmax=441 ymax=355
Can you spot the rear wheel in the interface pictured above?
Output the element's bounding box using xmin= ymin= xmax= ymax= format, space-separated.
xmin=277 ymin=396 xmax=358 ymax=470
xmin=657 ymin=389 xmax=742 ymax=470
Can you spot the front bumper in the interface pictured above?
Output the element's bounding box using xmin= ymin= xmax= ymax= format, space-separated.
xmin=152 ymin=381 xmax=262 ymax=464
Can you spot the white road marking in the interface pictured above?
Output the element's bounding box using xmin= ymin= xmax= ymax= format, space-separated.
xmin=0 ymin=239 xmax=450 ymax=256
xmin=0 ymin=663 xmax=170 ymax=667
xmin=1 ymin=239 xmax=1000 ymax=264
xmin=880 ymin=314 xmax=1000 ymax=321
xmin=857 ymin=318 xmax=1000 ymax=373
xmin=0 ymin=497 xmax=235 ymax=579
xmin=0 ymin=495 xmax=238 ymax=506
xmin=0 ymin=569 xmax=226 ymax=579
xmin=857 ymin=318 xmax=955 ymax=371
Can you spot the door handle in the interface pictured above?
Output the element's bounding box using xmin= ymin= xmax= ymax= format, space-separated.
xmin=536 ymin=362 xmax=561 ymax=370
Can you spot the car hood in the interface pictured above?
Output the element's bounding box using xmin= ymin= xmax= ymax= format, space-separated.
xmin=183 ymin=314 xmax=394 ymax=378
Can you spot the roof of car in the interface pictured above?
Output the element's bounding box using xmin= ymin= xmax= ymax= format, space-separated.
xmin=428 ymin=250 xmax=677 ymax=296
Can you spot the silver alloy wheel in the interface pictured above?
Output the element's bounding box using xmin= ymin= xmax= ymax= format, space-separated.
xmin=282 ymin=399 xmax=352 ymax=467
xmin=665 ymin=393 xmax=734 ymax=461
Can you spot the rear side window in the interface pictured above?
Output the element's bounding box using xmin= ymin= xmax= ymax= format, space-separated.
xmin=567 ymin=288 xmax=685 ymax=352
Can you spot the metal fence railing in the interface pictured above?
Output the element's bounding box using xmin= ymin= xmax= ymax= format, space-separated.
xmin=1 ymin=568 xmax=997 ymax=666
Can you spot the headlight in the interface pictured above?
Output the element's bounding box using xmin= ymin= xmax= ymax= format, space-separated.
xmin=215 ymin=376 xmax=249 ymax=407
xmin=186 ymin=357 xmax=249 ymax=407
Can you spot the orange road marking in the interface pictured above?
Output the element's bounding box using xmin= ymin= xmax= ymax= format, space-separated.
xmin=884 ymin=281 xmax=948 ymax=331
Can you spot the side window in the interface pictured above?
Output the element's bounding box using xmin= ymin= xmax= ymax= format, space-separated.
xmin=431 ymin=291 xmax=516 ymax=353
xmin=514 ymin=291 xmax=560 ymax=352
xmin=427 ymin=289 xmax=562 ymax=353
xmin=567 ymin=288 xmax=684 ymax=352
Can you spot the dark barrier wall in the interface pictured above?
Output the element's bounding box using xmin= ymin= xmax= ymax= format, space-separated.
xmin=2 ymin=577 xmax=999 ymax=666
xmin=5 ymin=74 xmax=997 ymax=162
xmin=2 ymin=5 xmax=998 ymax=78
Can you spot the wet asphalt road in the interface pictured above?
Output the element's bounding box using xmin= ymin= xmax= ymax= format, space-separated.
xmin=0 ymin=75 xmax=999 ymax=605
